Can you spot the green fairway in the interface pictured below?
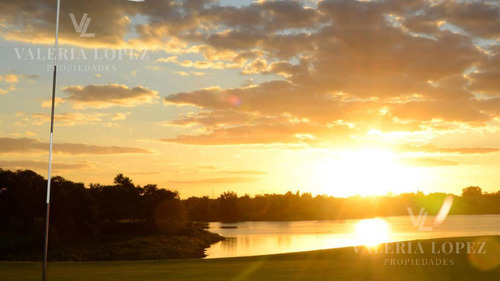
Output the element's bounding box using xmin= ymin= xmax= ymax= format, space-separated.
xmin=2 ymin=236 xmax=499 ymax=281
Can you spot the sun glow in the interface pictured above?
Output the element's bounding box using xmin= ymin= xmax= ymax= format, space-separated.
xmin=355 ymin=218 xmax=391 ymax=247
xmin=307 ymin=147 xmax=426 ymax=197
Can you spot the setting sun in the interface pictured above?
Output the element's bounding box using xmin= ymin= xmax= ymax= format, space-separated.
xmin=307 ymin=148 xmax=425 ymax=197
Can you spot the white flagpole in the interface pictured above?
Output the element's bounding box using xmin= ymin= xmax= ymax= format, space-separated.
xmin=41 ymin=2 xmax=144 ymax=279
xmin=43 ymin=0 xmax=61 ymax=280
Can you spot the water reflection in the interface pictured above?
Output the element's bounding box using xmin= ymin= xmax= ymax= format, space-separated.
xmin=354 ymin=218 xmax=390 ymax=247
xmin=205 ymin=215 xmax=500 ymax=259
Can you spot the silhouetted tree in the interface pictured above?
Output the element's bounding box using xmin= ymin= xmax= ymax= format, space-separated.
xmin=0 ymin=169 xmax=45 ymax=231
xmin=462 ymin=186 xmax=483 ymax=198
xmin=461 ymin=186 xmax=484 ymax=214
xmin=2 ymin=168 xmax=500 ymax=244
xmin=49 ymin=176 xmax=96 ymax=238
xmin=184 ymin=196 xmax=213 ymax=221
xmin=218 ymin=191 xmax=241 ymax=222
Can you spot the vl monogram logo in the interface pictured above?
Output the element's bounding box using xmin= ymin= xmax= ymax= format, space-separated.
xmin=69 ymin=13 xmax=95 ymax=37
xmin=407 ymin=207 xmax=433 ymax=231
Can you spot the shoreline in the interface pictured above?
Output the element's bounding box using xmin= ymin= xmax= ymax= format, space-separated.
xmin=0 ymin=224 xmax=224 ymax=261
xmin=1 ymin=235 xmax=498 ymax=281
xmin=3 ymin=235 xmax=498 ymax=262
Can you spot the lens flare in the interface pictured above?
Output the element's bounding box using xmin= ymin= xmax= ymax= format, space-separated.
xmin=434 ymin=194 xmax=454 ymax=227
xmin=228 ymin=95 xmax=242 ymax=106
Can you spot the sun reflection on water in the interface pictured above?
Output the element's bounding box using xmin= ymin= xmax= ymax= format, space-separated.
xmin=355 ymin=218 xmax=391 ymax=247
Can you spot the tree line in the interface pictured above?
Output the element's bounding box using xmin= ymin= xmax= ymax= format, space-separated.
xmin=1 ymin=169 xmax=500 ymax=242
xmin=185 ymin=186 xmax=500 ymax=221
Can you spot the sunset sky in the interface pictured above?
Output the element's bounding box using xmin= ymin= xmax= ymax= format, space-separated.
xmin=1 ymin=0 xmax=500 ymax=198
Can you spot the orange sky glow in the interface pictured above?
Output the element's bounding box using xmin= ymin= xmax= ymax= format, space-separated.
xmin=1 ymin=0 xmax=500 ymax=198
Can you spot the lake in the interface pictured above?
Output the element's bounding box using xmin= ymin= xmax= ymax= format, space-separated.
xmin=205 ymin=215 xmax=500 ymax=258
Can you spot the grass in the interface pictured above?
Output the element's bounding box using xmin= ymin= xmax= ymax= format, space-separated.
xmin=1 ymin=236 xmax=499 ymax=281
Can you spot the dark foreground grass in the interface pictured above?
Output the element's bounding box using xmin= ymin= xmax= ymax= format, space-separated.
xmin=1 ymin=236 xmax=499 ymax=281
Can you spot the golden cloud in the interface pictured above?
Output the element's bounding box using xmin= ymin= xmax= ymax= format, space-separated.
xmin=4 ymin=0 xmax=500 ymax=147
xmin=167 ymin=177 xmax=258 ymax=184
xmin=63 ymin=84 xmax=159 ymax=109
xmin=161 ymin=120 xmax=353 ymax=145
xmin=402 ymin=144 xmax=500 ymax=154
xmin=400 ymin=157 xmax=459 ymax=167
xmin=0 ymin=72 xmax=36 ymax=95
xmin=0 ymin=160 xmax=92 ymax=171
xmin=0 ymin=137 xmax=152 ymax=155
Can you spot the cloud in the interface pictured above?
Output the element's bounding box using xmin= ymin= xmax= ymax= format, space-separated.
xmin=0 ymin=160 xmax=92 ymax=171
xmin=468 ymin=47 xmax=500 ymax=96
xmin=400 ymin=157 xmax=459 ymax=167
xmin=158 ymin=56 xmax=227 ymax=70
xmin=216 ymin=170 xmax=267 ymax=175
xmin=164 ymin=110 xmax=257 ymax=127
xmin=0 ymin=0 xmax=147 ymax=49
xmin=402 ymin=144 xmax=500 ymax=154
xmin=172 ymin=71 xmax=189 ymax=77
xmin=62 ymin=84 xmax=159 ymax=109
xmin=172 ymin=166 xmax=268 ymax=176
xmin=479 ymin=96 xmax=500 ymax=116
xmin=0 ymin=85 xmax=14 ymax=95
xmin=30 ymin=112 xmax=105 ymax=126
xmin=0 ymin=137 xmax=152 ymax=155
xmin=197 ymin=165 xmax=217 ymax=170
xmin=190 ymin=71 xmax=207 ymax=76
xmin=0 ymin=73 xmax=19 ymax=83
xmin=156 ymin=0 xmax=500 ymax=146
xmin=41 ymin=97 xmax=65 ymax=108
xmin=403 ymin=1 xmax=500 ymax=40
xmin=0 ymin=72 xmax=36 ymax=95
xmin=112 ymin=112 xmax=130 ymax=121
xmin=164 ymin=80 xmax=378 ymax=123
xmin=389 ymin=99 xmax=488 ymax=123
xmin=15 ymin=112 xmax=131 ymax=127
xmin=167 ymin=177 xmax=258 ymax=184
xmin=4 ymin=0 xmax=500 ymax=148
xmin=242 ymin=59 xmax=269 ymax=74
xmin=161 ymin=120 xmax=352 ymax=145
